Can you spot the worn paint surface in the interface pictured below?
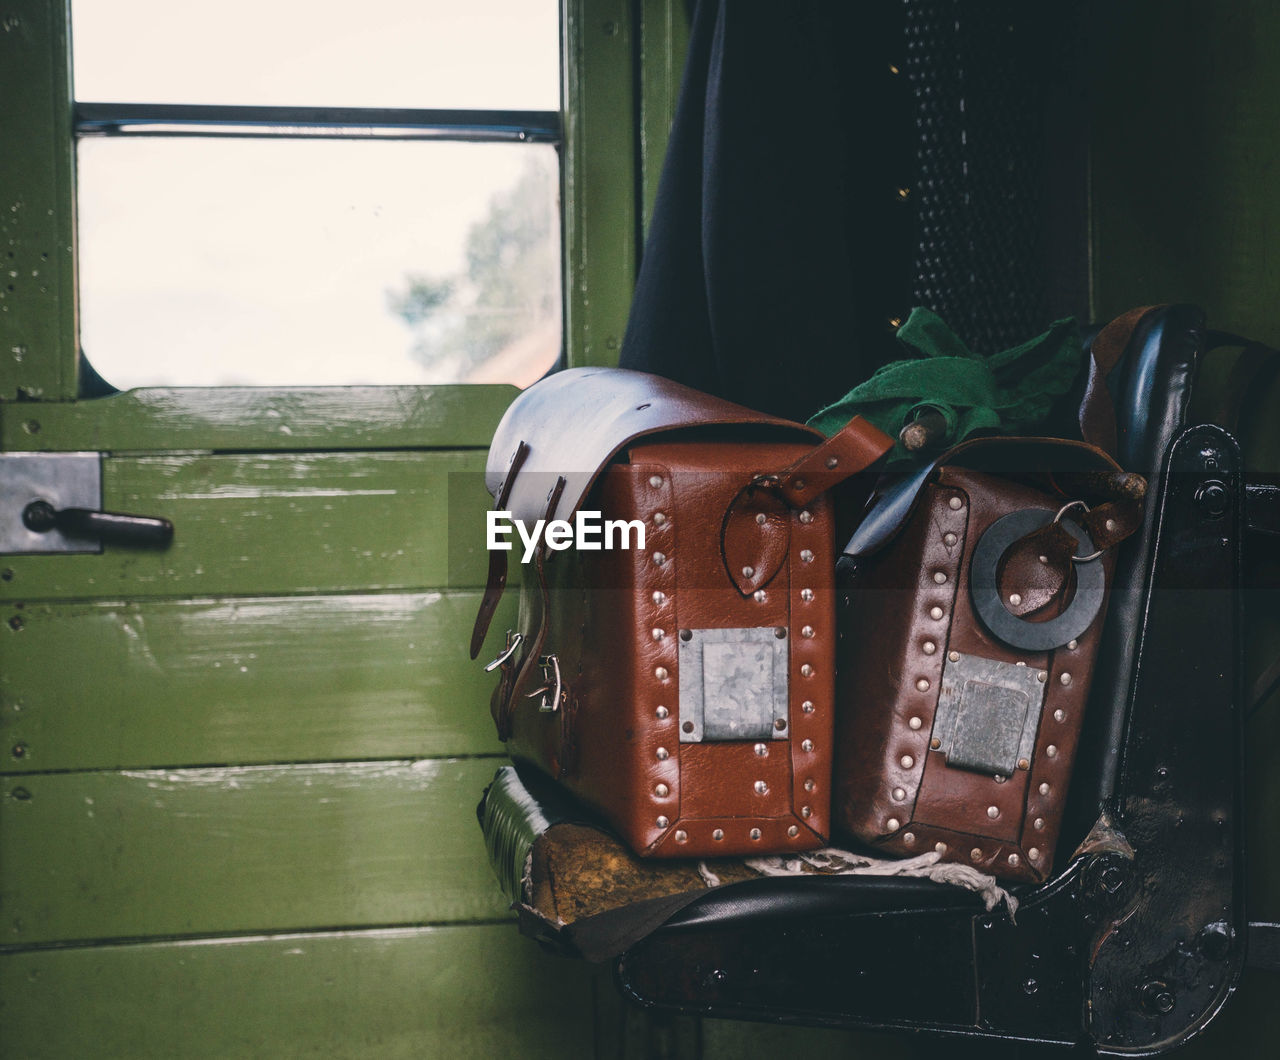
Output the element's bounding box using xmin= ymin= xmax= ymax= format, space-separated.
xmin=0 ymin=591 xmax=512 ymax=771
xmin=0 ymin=758 xmax=511 ymax=945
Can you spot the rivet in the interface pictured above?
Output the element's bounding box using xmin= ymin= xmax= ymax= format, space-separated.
xmin=754 ymin=743 xmax=768 ymax=757
xmin=1009 ymin=593 xmax=1023 ymax=607
xmin=674 ymin=829 xmax=688 ymax=843
xmin=922 ymin=640 xmax=937 ymax=655
xmin=1017 ymin=758 xmax=1030 ymax=770
xmin=787 ymin=825 xmax=799 ymax=837
xmin=802 ymin=700 xmax=815 ymax=713
xmin=655 ymin=783 xmax=669 ymax=797
xmin=892 ymin=787 xmax=906 ymax=801
xmin=800 ymin=588 xmax=814 ymax=602
xmin=1105 ymin=518 xmax=1116 ymax=532
xmin=1008 ymin=853 xmax=1021 ymax=868
xmin=753 ymin=589 xmax=767 ymax=603
xmin=656 ymin=705 xmax=669 ymax=719
xmin=801 ymin=806 xmax=812 ymax=819
xmin=775 ymin=627 xmax=787 ymax=639
xmin=1037 ymin=671 xmax=1048 ymax=683
xmin=908 ymin=716 xmax=922 ymax=730
xmin=825 ymin=456 xmax=839 ymax=469
xmin=742 ymin=565 xmax=755 ymax=578
xmin=970 ymin=847 xmax=983 ymax=862
xmin=649 ymin=475 xmax=664 ymax=488
xmin=756 ymin=512 xmax=767 ymax=525
xmin=930 ymin=606 xmax=945 ymax=620
xmin=935 ymin=842 xmax=948 ymax=854
xmin=948 ymin=496 xmax=963 ymax=510
xmin=801 ymin=663 xmax=814 ymax=677
xmin=774 ymin=718 xmax=787 ymax=731
xmin=1060 ymin=672 xmax=1072 ymax=686
xmin=933 ymin=571 xmax=947 ymax=584
xmin=801 ymin=739 xmax=814 ymax=752
xmin=713 ymin=828 xmax=725 ymax=841
xmin=1053 ymin=709 xmax=1066 ymax=722
xmin=801 ymin=625 xmax=815 ymax=638
xmin=652 ymin=552 xmax=667 ymax=567
xmin=887 ymin=817 xmax=900 ymax=831
xmin=1039 ymin=782 xmax=1051 ymax=795
xmin=656 ymin=747 xmax=670 ymax=760
xmin=656 ymin=816 xmax=669 ymax=828
xmin=793 ymin=478 xmax=806 ymax=491
xmin=1033 ymin=817 xmax=1045 ymax=830
xmin=799 ymin=510 xmax=814 ymax=524
xmin=1016 ymin=661 xmax=1027 ymax=667
xmin=1046 ymin=744 xmax=1058 ymax=758
xmin=948 ymin=650 xmax=960 ymax=662
xmin=1028 ymin=847 xmax=1041 ymax=861
xmin=900 ymin=754 xmax=914 ymax=768
xmin=679 ymin=629 xmax=693 ymax=641
xmin=800 ymin=549 xmax=814 ymax=563
xmin=655 ymin=666 xmax=668 ymax=680
xmin=930 ymin=737 xmax=941 ymax=749
xmin=754 ymin=780 xmax=768 ymax=795
xmin=682 ymin=721 xmax=694 ymax=733
xmin=1067 ymin=639 xmax=1078 ymax=650
xmin=903 ymin=831 xmax=916 ymax=844
xmin=943 ymin=532 xmax=958 ymax=546
xmin=652 ymin=628 xmax=665 ymax=641
xmin=750 ymin=828 xmax=763 ymax=840
xmin=653 ymin=513 xmax=667 ymax=528
xmin=915 ymin=678 xmax=930 ymax=692
xmin=652 ymin=591 xmax=666 ymax=605
xmin=994 ymin=774 xmax=1006 ymax=784
xmin=804 ymin=778 xmax=816 ymax=792
xmin=987 ymin=806 xmax=999 ymax=819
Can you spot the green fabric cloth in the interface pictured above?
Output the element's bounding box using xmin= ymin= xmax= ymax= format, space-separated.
xmin=807 ymin=307 xmax=1085 ymax=465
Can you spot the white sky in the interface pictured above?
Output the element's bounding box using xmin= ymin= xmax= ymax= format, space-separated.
xmin=69 ymin=0 xmax=561 ymax=389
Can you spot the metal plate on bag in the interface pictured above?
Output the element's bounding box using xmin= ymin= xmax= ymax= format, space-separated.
xmin=678 ymin=627 xmax=789 ymax=742
xmin=933 ymin=652 xmax=1046 ymax=775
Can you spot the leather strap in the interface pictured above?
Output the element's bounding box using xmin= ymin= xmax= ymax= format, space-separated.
xmin=470 ymin=441 xmax=530 ymax=660
xmin=1079 ymin=305 xmax=1162 ymax=456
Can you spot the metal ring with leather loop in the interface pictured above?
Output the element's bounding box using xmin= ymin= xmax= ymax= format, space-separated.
xmin=969 ymin=507 xmax=1106 ymax=651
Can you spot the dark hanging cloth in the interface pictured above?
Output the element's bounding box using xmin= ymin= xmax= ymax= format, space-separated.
xmin=619 ymin=1 xmax=895 ymax=424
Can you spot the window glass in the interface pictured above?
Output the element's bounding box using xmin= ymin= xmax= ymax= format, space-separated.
xmin=70 ymin=0 xmax=559 ymax=110
xmin=76 ymin=138 xmax=561 ymax=388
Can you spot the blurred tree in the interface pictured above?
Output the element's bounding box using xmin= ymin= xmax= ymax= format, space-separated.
xmin=389 ymin=157 xmax=559 ymax=381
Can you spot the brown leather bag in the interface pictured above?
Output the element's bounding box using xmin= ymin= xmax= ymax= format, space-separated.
xmin=471 ymin=367 xmax=892 ymax=858
xmin=832 ymin=310 xmax=1153 ymax=883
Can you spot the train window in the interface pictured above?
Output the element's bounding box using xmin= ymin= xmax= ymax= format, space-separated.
xmin=69 ymin=0 xmax=562 ymax=389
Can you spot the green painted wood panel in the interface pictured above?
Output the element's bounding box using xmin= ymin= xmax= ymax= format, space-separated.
xmin=0 ymin=758 xmax=510 ymax=946
xmin=0 ymin=924 xmax=598 ymax=1060
xmin=562 ymin=0 xmax=637 ymax=368
xmin=0 ymin=384 xmax=517 ymax=453
xmin=0 ymin=449 xmax=494 ymax=600
xmin=0 ymin=591 xmax=510 ymax=773
xmin=0 ymin=0 xmax=78 ymax=402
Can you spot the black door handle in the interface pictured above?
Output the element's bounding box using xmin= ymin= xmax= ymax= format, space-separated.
xmin=22 ymin=499 xmax=174 ymax=548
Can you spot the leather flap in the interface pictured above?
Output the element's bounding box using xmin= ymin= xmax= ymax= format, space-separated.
xmin=485 ymin=367 xmax=821 ymax=527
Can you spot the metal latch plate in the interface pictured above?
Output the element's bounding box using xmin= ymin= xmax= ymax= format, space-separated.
xmin=934 ymin=651 xmax=1046 ymax=775
xmin=678 ymin=627 xmax=789 ymax=742
xmin=0 ymin=452 xmax=102 ymax=554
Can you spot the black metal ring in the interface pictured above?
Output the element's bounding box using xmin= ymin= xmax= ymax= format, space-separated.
xmin=969 ymin=508 xmax=1105 ymax=651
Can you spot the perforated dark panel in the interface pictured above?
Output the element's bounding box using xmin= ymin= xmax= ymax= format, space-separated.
xmin=903 ymin=0 xmax=1086 ymax=351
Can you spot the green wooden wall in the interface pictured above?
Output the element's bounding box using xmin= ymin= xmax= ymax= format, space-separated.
xmin=3 ymin=1 xmax=1280 ymax=1057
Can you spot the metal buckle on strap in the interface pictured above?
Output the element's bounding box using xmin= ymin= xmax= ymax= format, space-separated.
xmin=523 ymin=653 xmax=563 ymax=713
xmin=484 ymin=631 xmax=523 ymax=672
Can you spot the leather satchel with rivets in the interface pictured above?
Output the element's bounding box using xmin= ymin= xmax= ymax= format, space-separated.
xmin=831 ymin=310 xmax=1155 ymax=883
xmin=471 ymin=367 xmax=892 ymax=858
